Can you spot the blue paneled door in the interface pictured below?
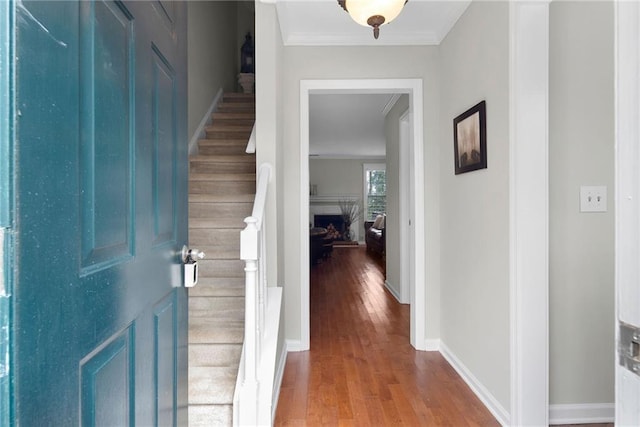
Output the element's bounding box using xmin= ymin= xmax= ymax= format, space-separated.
xmin=9 ymin=1 xmax=188 ymax=425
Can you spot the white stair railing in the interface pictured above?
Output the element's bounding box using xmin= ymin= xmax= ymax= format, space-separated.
xmin=246 ymin=124 xmax=256 ymax=154
xmin=234 ymin=162 xmax=282 ymax=426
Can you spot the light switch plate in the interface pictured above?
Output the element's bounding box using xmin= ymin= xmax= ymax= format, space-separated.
xmin=580 ymin=185 xmax=607 ymax=212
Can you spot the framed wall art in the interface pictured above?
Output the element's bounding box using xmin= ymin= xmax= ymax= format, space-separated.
xmin=453 ymin=100 xmax=487 ymax=175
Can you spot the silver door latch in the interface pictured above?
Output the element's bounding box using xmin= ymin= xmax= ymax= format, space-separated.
xmin=182 ymin=246 xmax=205 ymax=288
xmin=619 ymin=321 xmax=640 ymax=377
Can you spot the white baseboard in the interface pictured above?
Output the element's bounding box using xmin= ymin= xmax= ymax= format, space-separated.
xmin=384 ymin=280 xmax=401 ymax=302
xmin=188 ymin=88 xmax=223 ymax=156
xmin=271 ymin=341 xmax=289 ymax=424
xmin=285 ymin=339 xmax=306 ymax=352
xmin=549 ymin=403 xmax=614 ymax=425
xmin=439 ymin=342 xmax=510 ymax=426
xmin=423 ymin=339 xmax=440 ymax=351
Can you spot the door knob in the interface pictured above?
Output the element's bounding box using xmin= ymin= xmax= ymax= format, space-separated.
xmin=182 ymin=246 xmax=205 ymax=288
xmin=182 ymin=245 xmax=205 ymax=264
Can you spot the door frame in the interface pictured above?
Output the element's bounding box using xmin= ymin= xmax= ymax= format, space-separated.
xmin=509 ymin=2 xmax=550 ymax=425
xmin=614 ymin=1 xmax=640 ymax=424
xmin=399 ymin=108 xmax=411 ymax=304
xmin=299 ymin=79 xmax=426 ymax=351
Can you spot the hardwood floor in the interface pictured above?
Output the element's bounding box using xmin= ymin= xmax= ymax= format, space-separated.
xmin=274 ymin=246 xmax=499 ymax=426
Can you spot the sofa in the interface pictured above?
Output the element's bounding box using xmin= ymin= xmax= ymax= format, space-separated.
xmin=365 ymin=214 xmax=385 ymax=257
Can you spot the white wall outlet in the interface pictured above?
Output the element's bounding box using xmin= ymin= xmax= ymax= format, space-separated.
xmin=580 ymin=186 xmax=607 ymax=213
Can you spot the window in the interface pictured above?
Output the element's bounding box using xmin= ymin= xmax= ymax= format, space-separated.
xmin=363 ymin=164 xmax=386 ymax=220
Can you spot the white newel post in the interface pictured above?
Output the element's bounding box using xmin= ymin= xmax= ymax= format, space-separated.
xmin=240 ymin=218 xmax=259 ymax=425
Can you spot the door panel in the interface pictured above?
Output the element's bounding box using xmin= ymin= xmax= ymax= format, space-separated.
xmin=79 ymin=0 xmax=135 ymax=273
xmin=154 ymin=294 xmax=177 ymax=427
xmin=151 ymin=45 xmax=177 ymax=246
xmin=80 ymin=326 xmax=135 ymax=427
xmin=12 ymin=1 xmax=188 ymax=425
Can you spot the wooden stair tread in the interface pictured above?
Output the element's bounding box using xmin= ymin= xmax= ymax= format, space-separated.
xmin=198 ymin=139 xmax=248 ymax=146
xmin=189 ymin=173 xmax=255 ymax=182
xmin=189 ymin=406 xmax=232 ymax=427
xmin=190 ymin=278 xmax=244 ymax=298
xmin=193 ymin=248 xmax=241 ymax=262
xmin=216 ymin=104 xmax=255 ymax=112
xmin=188 ymin=218 xmax=246 ymax=229
xmin=205 ymin=124 xmax=253 ymax=132
xmin=189 ymin=366 xmax=238 ymax=404
xmin=212 ymin=112 xmax=255 ymax=119
xmin=216 ymin=103 xmax=254 ymax=110
xmin=190 ymin=155 xmax=255 ymax=163
xmin=189 ymin=192 xmax=254 ymax=203
xmin=189 ymin=344 xmax=242 ymax=368
xmin=222 ymin=93 xmax=255 ymax=101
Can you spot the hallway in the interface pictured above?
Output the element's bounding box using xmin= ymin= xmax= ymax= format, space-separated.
xmin=274 ymin=246 xmax=499 ymax=426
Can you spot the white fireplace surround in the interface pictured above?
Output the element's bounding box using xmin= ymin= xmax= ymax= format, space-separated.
xmin=310 ymin=194 xmax=362 ymax=242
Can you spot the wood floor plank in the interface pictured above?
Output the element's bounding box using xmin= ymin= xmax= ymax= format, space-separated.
xmin=274 ymin=247 xmax=500 ymax=426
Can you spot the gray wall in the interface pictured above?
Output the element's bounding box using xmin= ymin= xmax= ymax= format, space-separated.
xmin=439 ymin=1 xmax=511 ymax=411
xmin=549 ymin=1 xmax=614 ymax=406
xmin=309 ymin=159 xmax=368 ymax=199
xmin=384 ymin=95 xmax=410 ymax=298
xmin=187 ymin=2 xmax=253 ymax=139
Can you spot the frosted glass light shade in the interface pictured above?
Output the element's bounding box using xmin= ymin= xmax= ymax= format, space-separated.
xmin=344 ymin=0 xmax=406 ymax=27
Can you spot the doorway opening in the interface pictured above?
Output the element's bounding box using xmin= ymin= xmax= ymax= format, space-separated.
xmin=299 ymin=79 xmax=426 ymax=351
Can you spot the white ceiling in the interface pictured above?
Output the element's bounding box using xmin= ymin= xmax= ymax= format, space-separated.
xmin=270 ymin=0 xmax=471 ymax=158
xmin=269 ymin=0 xmax=471 ymax=46
xmin=309 ymin=94 xmax=396 ymax=158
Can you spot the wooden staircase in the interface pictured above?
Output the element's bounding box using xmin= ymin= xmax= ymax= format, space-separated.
xmin=188 ymin=93 xmax=256 ymax=426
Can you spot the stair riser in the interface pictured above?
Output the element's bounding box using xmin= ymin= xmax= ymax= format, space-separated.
xmin=188 ymin=405 xmax=232 ymax=427
xmin=190 ymin=247 xmax=240 ymax=260
xmin=190 ymin=296 xmax=244 ymax=312
xmin=189 ymin=229 xmax=240 ymax=247
xmin=193 ymin=277 xmax=244 ymax=288
xmin=212 ymin=112 xmax=255 ymax=119
xmin=189 ymin=344 xmax=242 ymax=367
xmin=190 ymin=161 xmax=255 ymax=175
xmin=189 ymin=367 xmax=237 ymax=404
xmin=198 ymin=145 xmax=247 ymax=156
xmin=198 ymin=259 xmax=245 ymax=278
xmin=189 ymin=283 xmax=244 ymax=297
xmin=205 ymin=130 xmax=251 ymax=140
xmin=223 ymin=94 xmax=254 ymax=99
xmin=189 ymin=202 xmax=252 ymax=219
xmin=211 ymin=117 xmax=255 ymax=127
xmin=217 ymin=104 xmax=255 ymax=113
xmin=222 ymin=98 xmax=254 ymax=103
xmin=188 ymin=320 xmax=244 ymax=344
xmin=190 ymin=181 xmax=255 ymax=195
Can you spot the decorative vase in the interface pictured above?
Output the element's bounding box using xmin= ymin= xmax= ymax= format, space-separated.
xmin=238 ymin=73 xmax=255 ymax=94
xmin=344 ymin=222 xmax=352 ymax=241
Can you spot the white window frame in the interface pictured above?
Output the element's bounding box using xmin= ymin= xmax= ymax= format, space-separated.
xmin=363 ymin=163 xmax=386 ymax=221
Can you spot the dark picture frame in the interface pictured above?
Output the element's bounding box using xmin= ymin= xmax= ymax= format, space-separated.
xmin=453 ymin=100 xmax=487 ymax=175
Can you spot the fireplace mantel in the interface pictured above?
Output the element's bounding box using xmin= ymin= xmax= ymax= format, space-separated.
xmin=309 ymin=194 xmax=359 ymax=205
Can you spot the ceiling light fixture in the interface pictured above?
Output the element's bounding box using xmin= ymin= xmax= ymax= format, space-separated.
xmin=338 ymin=0 xmax=408 ymax=40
